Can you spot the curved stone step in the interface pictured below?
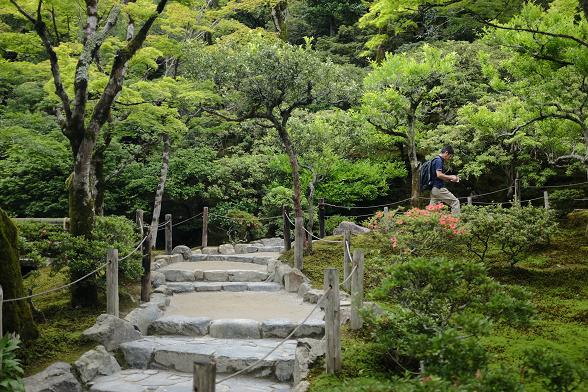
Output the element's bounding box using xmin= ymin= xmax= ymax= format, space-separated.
xmin=191 ymin=253 xmax=278 ymax=265
xmin=148 ymin=315 xmax=324 ymax=339
xmin=162 ymin=269 xmax=269 ymax=283
xmin=166 ymin=282 xmax=282 ymax=293
xmin=119 ymin=336 xmax=296 ymax=382
xmin=90 ymin=369 xmax=291 ymax=391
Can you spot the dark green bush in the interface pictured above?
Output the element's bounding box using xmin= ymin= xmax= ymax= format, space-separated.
xmin=523 ymin=347 xmax=587 ymax=392
xmin=549 ymin=189 xmax=585 ymax=217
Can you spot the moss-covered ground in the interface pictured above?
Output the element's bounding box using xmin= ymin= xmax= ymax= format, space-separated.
xmin=281 ymin=219 xmax=588 ymax=391
xmin=20 ymin=267 xmax=141 ymax=376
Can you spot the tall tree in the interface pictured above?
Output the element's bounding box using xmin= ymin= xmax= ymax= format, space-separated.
xmin=183 ymin=35 xmax=360 ymax=269
xmin=362 ymin=44 xmax=455 ymax=206
xmin=8 ymin=0 xmax=170 ymax=238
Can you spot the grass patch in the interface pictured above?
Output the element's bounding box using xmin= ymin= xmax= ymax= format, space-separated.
xmin=286 ymin=222 xmax=588 ymax=390
xmin=20 ymin=266 xmax=141 ymax=375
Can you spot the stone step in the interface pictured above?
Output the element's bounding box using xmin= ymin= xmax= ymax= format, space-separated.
xmin=148 ymin=315 xmax=324 ymax=339
xmin=191 ymin=253 xmax=278 ymax=265
xmin=163 ymin=269 xmax=269 ymax=283
xmin=119 ymin=336 xmax=297 ymax=382
xmin=166 ymin=282 xmax=282 ymax=293
xmin=90 ymin=369 xmax=291 ymax=392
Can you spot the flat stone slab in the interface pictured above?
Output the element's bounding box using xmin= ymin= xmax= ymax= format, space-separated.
xmin=160 ymin=262 xmax=270 ymax=283
xmin=90 ymin=369 xmax=291 ymax=392
xmin=164 ymin=291 xmax=324 ymax=323
xmin=166 ymin=282 xmax=281 ymax=293
xmin=119 ymin=336 xmax=297 ymax=381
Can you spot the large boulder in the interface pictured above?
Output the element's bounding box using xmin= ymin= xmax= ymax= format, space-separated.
xmin=218 ymin=244 xmax=236 ymax=255
xmin=73 ymin=345 xmax=121 ymax=384
xmin=151 ymin=271 xmax=166 ymax=288
xmin=82 ymin=314 xmax=141 ymax=351
xmin=0 ymin=208 xmax=38 ymax=340
xmin=172 ymin=245 xmax=192 ymax=261
xmin=24 ymin=362 xmax=82 ymax=392
xmin=124 ymin=303 xmax=164 ymax=334
xmin=294 ymin=338 xmax=325 ymax=385
xmin=332 ymin=221 xmax=370 ymax=236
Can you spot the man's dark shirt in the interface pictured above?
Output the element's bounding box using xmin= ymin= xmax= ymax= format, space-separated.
xmin=432 ymin=156 xmax=444 ymax=189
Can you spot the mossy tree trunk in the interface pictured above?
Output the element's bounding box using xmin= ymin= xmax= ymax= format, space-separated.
xmin=0 ymin=208 xmax=38 ymax=340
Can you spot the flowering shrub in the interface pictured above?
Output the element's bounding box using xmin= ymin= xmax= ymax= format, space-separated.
xmin=368 ymin=204 xmax=463 ymax=256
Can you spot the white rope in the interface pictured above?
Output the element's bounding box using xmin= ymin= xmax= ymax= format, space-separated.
xmin=527 ymin=181 xmax=588 ymax=189
xmin=3 ymin=235 xmax=149 ymax=303
xmin=345 ymin=240 xmax=352 ymax=261
xmin=458 ymin=187 xmax=511 ymax=200
xmin=325 ymin=211 xmax=381 ymax=219
xmin=216 ymin=289 xmax=330 ymax=384
xmin=172 ymin=212 xmax=203 ymax=228
xmin=341 ymin=264 xmax=357 ymax=288
xmin=323 ymin=197 xmax=412 ymax=210
xmin=285 ymin=213 xmax=343 ymax=244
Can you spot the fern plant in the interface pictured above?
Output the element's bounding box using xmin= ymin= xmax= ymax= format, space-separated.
xmin=0 ymin=333 xmax=24 ymax=392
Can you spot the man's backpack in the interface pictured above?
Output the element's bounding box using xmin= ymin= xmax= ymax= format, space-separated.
xmin=419 ymin=158 xmax=436 ymax=191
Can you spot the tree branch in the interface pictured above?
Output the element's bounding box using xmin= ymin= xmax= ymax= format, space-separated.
xmin=366 ymin=117 xmax=406 ymax=138
xmin=469 ymin=12 xmax=588 ymax=49
xmin=10 ymin=0 xmax=72 ymax=130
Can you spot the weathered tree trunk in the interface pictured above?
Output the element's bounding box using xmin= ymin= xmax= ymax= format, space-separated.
xmin=271 ymin=0 xmax=288 ymax=41
xmin=150 ymin=133 xmax=171 ymax=248
xmin=276 ymin=125 xmax=304 ymax=270
xmin=305 ymin=170 xmax=318 ymax=252
xmin=407 ymin=109 xmax=420 ymax=207
xmin=0 ymin=208 xmax=38 ymax=340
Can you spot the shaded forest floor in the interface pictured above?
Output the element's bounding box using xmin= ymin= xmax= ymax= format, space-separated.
xmin=281 ymin=218 xmax=588 ymax=391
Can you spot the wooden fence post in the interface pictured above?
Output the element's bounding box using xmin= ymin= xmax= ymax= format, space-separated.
xmin=193 ymin=358 xmax=216 ymax=392
xmin=318 ymin=198 xmax=325 ymax=238
xmin=383 ymin=206 xmax=389 ymax=214
xmin=343 ymin=230 xmax=351 ymax=292
xmin=0 ymin=284 xmax=3 ymax=337
xmin=514 ymin=178 xmax=521 ymax=205
xmin=350 ymin=249 xmax=365 ymax=330
xmin=202 ymin=207 xmax=208 ymax=248
xmin=324 ymin=268 xmax=341 ymax=374
xmin=107 ymin=248 xmax=119 ymax=318
xmin=141 ymin=227 xmax=151 ymax=302
xmin=283 ymin=206 xmax=291 ymax=251
xmin=544 ymin=190 xmax=550 ymax=209
xmin=165 ymin=214 xmax=173 ymax=255
xmin=467 ymin=196 xmax=473 ymax=206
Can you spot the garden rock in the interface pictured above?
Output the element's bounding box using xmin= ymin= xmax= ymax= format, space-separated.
xmin=24 ymin=362 xmax=82 ymax=392
xmin=149 ymin=315 xmax=211 ymax=336
xmin=333 ymin=221 xmax=370 ymax=235
xmin=298 ymin=282 xmax=311 ymax=298
xmin=284 ymin=268 xmax=307 ymax=293
xmin=218 ymin=243 xmax=236 ymax=254
xmin=294 ymin=338 xmax=325 ymax=385
xmin=209 ymin=319 xmax=261 ymax=339
xmin=73 ymin=345 xmax=121 ymax=384
xmin=202 ymin=246 xmax=219 ymax=254
xmin=303 ymin=289 xmax=323 ymax=304
xmin=261 ymin=237 xmax=283 ymax=247
xmin=276 ymin=264 xmax=293 ymax=285
xmin=151 ymin=271 xmax=165 ymax=288
xmin=82 ymin=314 xmax=141 ymax=351
xmin=124 ymin=303 xmax=164 ymax=334
xmin=172 ymin=245 xmax=192 ymax=261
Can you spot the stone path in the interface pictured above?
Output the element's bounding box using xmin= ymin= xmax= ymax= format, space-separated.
xmin=90 ymin=239 xmax=323 ymax=392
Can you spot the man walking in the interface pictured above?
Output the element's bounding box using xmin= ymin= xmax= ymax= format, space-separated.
xmin=430 ymin=145 xmax=460 ymax=214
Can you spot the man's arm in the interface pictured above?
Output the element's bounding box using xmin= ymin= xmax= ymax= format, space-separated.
xmin=436 ymin=170 xmax=458 ymax=182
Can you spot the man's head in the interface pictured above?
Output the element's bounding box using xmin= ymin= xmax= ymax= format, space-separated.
xmin=440 ymin=145 xmax=454 ymax=161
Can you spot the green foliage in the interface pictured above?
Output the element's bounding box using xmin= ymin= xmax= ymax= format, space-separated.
xmin=0 ymin=334 xmax=24 ymax=392
xmin=364 ymin=257 xmax=533 ymax=383
xmin=209 ymin=206 xmax=264 ymax=243
xmin=549 ymin=189 xmax=586 ymax=217
xmin=523 ymin=347 xmax=587 ymax=392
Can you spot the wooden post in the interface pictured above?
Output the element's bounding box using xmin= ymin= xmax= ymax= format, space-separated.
xmin=544 ymin=190 xmax=550 ymax=209
xmin=383 ymin=206 xmax=389 ymax=214
xmin=165 ymin=214 xmax=173 ymax=255
xmin=106 ymin=248 xmax=119 ymax=317
xmin=514 ymin=178 xmax=521 ymax=205
xmin=324 ymin=268 xmax=341 ymax=374
xmin=343 ymin=230 xmax=351 ymax=292
xmin=350 ymin=249 xmax=365 ymax=330
xmin=141 ymin=227 xmax=151 ymax=302
xmin=283 ymin=206 xmax=291 ymax=251
xmin=318 ymin=198 xmax=325 ymax=238
xmin=295 ymin=216 xmax=304 ymax=270
xmin=193 ymin=359 xmax=216 ymax=392
xmin=0 ymin=284 xmax=3 ymax=337
xmin=467 ymin=196 xmax=473 ymax=206
xmin=202 ymin=207 xmax=208 ymax=248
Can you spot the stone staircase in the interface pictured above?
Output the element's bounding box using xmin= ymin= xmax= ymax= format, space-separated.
xmin=88 ymin=239 xmax=324 ymax=392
